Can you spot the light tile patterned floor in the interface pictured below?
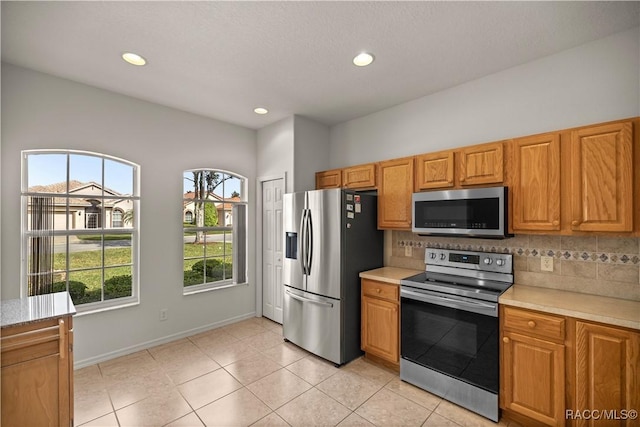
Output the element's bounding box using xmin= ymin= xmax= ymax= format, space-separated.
xmin=75 ymin=317 xmax=522 ymax=427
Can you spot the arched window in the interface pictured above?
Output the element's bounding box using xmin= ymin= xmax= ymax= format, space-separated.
xmin=184 ymin=210 xmax=193 ymax=224
xmin=182 ymin=169 xmax=247 ymax=292
xmin=22 ymin=150 xmax=139 ymax=311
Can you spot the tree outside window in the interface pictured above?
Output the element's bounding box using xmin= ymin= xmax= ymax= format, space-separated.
xmin=183 ymin=169 xmax=246 ymax=292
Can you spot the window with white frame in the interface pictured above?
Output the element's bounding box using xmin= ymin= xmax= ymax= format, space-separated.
xmin=183 ymin=169 xmax=247 ymax=292
xmin=112 ymin=209 xmax=124 ymax=228
xmin=22 ymin=150 xmax=139 ymax=311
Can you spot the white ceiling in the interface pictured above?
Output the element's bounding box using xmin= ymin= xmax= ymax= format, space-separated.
xmin=2 ymin=1 xmax=639 ymax=130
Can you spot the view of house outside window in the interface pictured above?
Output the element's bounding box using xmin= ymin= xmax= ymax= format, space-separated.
xmin=183 ymin=169 xmax=247 ymax=293
xmin=21 ymin=150 xmax=139 ymax=311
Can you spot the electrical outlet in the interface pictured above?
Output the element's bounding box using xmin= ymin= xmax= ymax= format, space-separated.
xmin=159 ymin=308 xmax=168 ymax=321
xmin=405 ymin=245 xmax=412 ymax=257
xmin=541 ymin=256 xmax=553 ymax=272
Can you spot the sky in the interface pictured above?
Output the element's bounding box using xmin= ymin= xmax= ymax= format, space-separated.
xmin=182 ymin=171 xmax=243 ymax=199
xmin=27 ymin=152 xmax=134 ymax=195
xmin=27 ymin=152 xmax=243 ymax=198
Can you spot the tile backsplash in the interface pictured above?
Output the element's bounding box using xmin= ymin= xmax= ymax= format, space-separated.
xmin=385 ymin=231 xmax=640 ymax=301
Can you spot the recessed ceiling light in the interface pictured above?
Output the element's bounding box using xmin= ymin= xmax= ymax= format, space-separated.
xmin=122 ymin=52 xmax=146 ymax=66
xmin=353 ymin=52 xmax=374 ymax=67
xmin=254 ymin=107 xmax=269 ymax=115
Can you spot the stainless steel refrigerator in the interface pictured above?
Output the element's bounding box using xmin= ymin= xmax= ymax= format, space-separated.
xmin=282 ymin=188 xmax=383 ymax=366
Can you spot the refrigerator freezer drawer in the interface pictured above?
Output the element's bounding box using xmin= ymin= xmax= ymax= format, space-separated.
xmin=283 ymin=287 xmax=341 ymax=365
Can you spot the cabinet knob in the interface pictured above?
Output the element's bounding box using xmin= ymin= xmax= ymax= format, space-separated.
xmin=571 ymin=220 xmax=579 ymax=226
xmin=503 ymin=337 xmax=510 ymax=343
xmin=528 ymin=320 xmax=536 ymax=328
xmin=552 ymin=220 xmax=559 ymax=226
xmin=376 ymin=288 xmax=381 ymax=293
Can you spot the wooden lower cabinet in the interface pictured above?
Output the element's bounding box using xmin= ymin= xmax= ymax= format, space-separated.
xmin=501 ymin=306 xmax=640 ymax=427
xmin=573 ymin=321 xmax=640 ymax=427
xmin=1 ymin=315 xmax=74 ymax=427
xmin=361 ymin=279 xmax=399 ymax=367
xmin=501 ymin=307 xmax=566 ymax=426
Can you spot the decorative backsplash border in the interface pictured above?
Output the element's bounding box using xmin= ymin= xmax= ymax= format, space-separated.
xmin=396 ymin=239 xmax=640 ymax=265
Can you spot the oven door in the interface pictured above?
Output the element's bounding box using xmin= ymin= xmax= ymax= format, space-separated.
xmin=400 ymin=286 xmax=499 ymax=394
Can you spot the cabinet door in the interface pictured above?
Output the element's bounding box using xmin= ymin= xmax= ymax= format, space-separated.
xmin=377 ymin=157 xmax=414 ymax=229
xmin=415 ymin=151 xmax=455 ymax=190
xmin=1 ymin=317 xmax=72 ymax=427
xmin=343 ymin=163 xmax=376 ymax=189
xmin=315 ymin=169 xmax=342 ymax=189
xmin=501 ymin=332 xmax=565 ymax=426
xmin=574 ymin=321 xmax=640 ymax=427
xmin=512 ymin=134 xmax=561 ymax=231
xmin=361 ymin=295 xmax=398 ymax=363
xmin=570 ymin=122 xmax=633 ymax=232
xmin=458 ymin=141 xmax=504 ymax=186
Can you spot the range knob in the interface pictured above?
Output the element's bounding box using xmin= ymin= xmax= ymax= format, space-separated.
xmin=440 ymin=253 xmax=447 ymax=260
xmin=483 ymin=258 xmax=493 ymax=265
xmin=429 ymin=252 xmax=437 ymax=260
xmin=496 ymin=259 xmax=505 ymax=266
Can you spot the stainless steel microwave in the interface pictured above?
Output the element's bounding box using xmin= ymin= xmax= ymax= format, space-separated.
xmin=412 ymin=186 xmax=509 ymax=238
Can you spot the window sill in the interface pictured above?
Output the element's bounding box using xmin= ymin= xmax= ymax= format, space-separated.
xmin=183 ymin=281 xmax=249 ymax=296
xmin=74 ymin=297 xmax=140 ymax=317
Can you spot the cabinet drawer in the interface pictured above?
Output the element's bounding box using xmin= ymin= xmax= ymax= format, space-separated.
xmin=503 ymin=307 xmax=565 ymax=341
xmin=362 ymin=279 xmax=398 ymax=302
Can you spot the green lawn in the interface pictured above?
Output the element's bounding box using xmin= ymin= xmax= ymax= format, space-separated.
xmin=54 ymin=242 xmax=232 ymax=292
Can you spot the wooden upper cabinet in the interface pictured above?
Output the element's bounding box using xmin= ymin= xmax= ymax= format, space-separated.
xmin=342 ymin=163 xmax=376 ymax=190
xmin=458 ymin=141 xmax=504 ymax=186
xmin=574 ymin=321 xmax=640 ymax=427
xmin=315 ymin=169 xmax=342 ymax=189
xmin=512 ymin=133 xmax=561 ymax=232
xmin=414 ymin=150 xmax=455 ymax=190
xmin=569 ymin=121 xmax=633 ymax=232
xmin=377 ymin=157 xmax=414 ymax=229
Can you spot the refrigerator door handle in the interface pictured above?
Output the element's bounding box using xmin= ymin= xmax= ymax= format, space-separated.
xmin=300 ymin=209 xmax=308 ymax=275
xmin=285 ymin=289 xmax=333 ymax=308
xmin=306 ymin=210 xmax=313 ymax=273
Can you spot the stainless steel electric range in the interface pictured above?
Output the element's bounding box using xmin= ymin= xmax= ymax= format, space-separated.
xmin=400 ymin=248 xmax=513 ymax=422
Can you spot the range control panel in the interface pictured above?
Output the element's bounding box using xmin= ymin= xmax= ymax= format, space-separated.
xmin=424 ymin=248 xmax=513 ymax=274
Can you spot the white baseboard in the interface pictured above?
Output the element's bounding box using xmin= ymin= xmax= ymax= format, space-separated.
xmin=74 ymin=311 xmax=257 ymax=369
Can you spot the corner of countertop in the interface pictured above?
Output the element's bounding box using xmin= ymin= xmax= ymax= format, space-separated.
xmin=359 ymin=266 xmax=423 ymax=285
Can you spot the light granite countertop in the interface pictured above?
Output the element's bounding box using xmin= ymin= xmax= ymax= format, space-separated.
xmin=500 ymin=285 xmax=640 ymax=331
xmin=1 ymin=291 xmax=76 ymax=328
xmin=359 ymin=267 xmax=423 ymax=285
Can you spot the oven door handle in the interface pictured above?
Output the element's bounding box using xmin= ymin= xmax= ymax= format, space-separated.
xmin=401 ymin=288 xmax=498 ymax=317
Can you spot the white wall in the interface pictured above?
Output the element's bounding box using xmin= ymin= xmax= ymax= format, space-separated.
xmin=1 ymin=63 xmax=258 ymax=366
xmin=329 ymin=27 xmax=640 ymax=167
xmin=293 ymin=115 xmax=330 ymax=192
xmin=256 ymin=117 xmax=294 ymax=191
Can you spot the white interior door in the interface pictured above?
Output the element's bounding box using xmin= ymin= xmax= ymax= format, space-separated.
xmin=262 ymin=178 xmax=284 ymax=323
